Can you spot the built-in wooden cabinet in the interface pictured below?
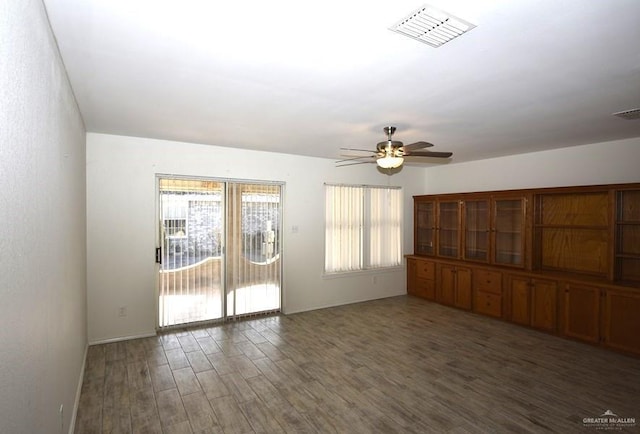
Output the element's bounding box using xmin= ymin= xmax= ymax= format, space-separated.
xmin=409 ymin=183 xmax=640 ymax=358
xmin=563 ymin=283 xmax=601 ymax=343
xmin=437 ymin=263 xmax=471 ymax=309
xmin=507 ymin=275 xmax=557 ymax=332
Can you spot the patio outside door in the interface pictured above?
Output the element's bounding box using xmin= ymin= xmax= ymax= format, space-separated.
xmin=157 ymin=177 xmax=282 ymax=328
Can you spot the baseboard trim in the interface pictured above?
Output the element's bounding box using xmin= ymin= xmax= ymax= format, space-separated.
xmin=68 ymin=343 xmax=88 ymax=434
xmin=283 ymin=292 xmax=406 ymax=315
xmin=89 ymin=331 xmax=157 ymax=346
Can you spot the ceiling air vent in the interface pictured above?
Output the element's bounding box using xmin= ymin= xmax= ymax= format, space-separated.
xmin=389 ymin=4 xmax=476 ymax=48
xmin=613 ymin=108 xmax=640 ymax=120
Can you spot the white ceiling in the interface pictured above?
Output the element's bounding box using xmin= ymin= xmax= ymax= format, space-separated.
xmin=44 ymin=0 xmax=640 ymax=164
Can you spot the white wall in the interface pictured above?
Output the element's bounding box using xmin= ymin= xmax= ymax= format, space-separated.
xmin=0 ymin=1 xmax=87 ymax=433
xmin=86 ymin=133 xmax=426 ymax=343
xmin=424 ymin=137 xmax=640 ymax=194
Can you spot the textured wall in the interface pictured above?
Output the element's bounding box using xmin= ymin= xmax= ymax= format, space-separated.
xmin=0 ymin=0 xmax=87 ymax=433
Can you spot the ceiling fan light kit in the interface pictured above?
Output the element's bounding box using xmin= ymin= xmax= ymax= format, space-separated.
xmin=377 ymin=155 xmax=404 ymax=169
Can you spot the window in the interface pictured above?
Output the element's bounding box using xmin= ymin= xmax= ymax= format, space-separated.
xmin=325 ymin=184 xmax=402 ymax=273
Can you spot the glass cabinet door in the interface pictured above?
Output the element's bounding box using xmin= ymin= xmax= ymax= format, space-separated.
xmin=438 ymin=201 xmax=460 ymax=258
xmin=616 ymin=190 xmax=640 ymax=283
xmin=415 ymin=201 xmax=435 ymax=255
xmin=493 ymin=198 xmax=525 ymax=266
xmin=464 ymin=200 xmax=489 ymax=262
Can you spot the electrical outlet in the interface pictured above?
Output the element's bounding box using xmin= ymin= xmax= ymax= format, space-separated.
xmin=372 ymin=276 xmax=378 ymax=284
xmin=117 ymin=306 xmax=127 ymax=317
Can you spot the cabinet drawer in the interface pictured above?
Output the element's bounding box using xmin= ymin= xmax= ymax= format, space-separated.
xmin=475 ymin=291 xmax=503 ymax=318
xmin=474 ymin=269 xmax=503 ymax=294
xmin=416 ymin=261 xmax=435 ymax=280
xmin=415 ymin=278 xmax=436 ymax=300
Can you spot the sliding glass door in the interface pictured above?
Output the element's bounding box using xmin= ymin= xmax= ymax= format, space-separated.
xmin=157 ymin=177 xmax=282 ymax=328
xmin=226 ymin=183 xmax=282 ymax=317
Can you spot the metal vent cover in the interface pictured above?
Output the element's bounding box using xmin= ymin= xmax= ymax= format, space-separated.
xmin=613 ymin=108 xmax=640 ymax=120
xmin=389 ymin=4 xmax=476 ymax=48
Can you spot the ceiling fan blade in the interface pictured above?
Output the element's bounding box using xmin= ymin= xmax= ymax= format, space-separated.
xmin=340 ymin=147 xmax=377 ymax=153
xmin=335 ymin=155 xmax=375 ymax=163
xmin=406 ymin=150 xmax=453 ymax=158
xmin=336 ymin=160 xmax=376 ymax=167
xmin=403 ymin=141 xmax=434 ymax=151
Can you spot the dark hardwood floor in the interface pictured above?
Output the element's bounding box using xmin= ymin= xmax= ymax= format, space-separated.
xmin=75 ymin=295 xmax=640 ymax=433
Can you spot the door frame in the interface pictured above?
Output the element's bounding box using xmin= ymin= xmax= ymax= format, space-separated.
xmin=155 ymin=174 xmax=285 ymax=330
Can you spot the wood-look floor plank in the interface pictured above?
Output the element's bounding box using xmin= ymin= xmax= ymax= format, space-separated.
xmin=228 ymin=354 xmax=260 ymax=379
xmin=148 ymin=363 xmax=176 ymax=393
xmin=129 ymin=387 xmax=161 ymax=433
xmin=156 ymin=388 xmax=188 ymax=428
xmin=181 ymin=391 xmax=221 ymax=433
xmin=145 ymin=346 xmax=168 ymax=367
xmin=195 ymin=369 xmax=230 ymax=401
xmin=237 ymin=398 xmax=285 ymax=434
xmin=126 ymin=360 xmax=152 ymax=391
xmin=195 ymin=336 xmax=221 ymax=355
xmin=172 ymin=367 xmax=202 ymax=396
xmin=165 ymin=348 xmax=190 ymax=370
xmin=209 ymin=395 xmax=254 ymax=434
xmin=177 ymin=334 xmax=200 ymax=353
xmin=185 ymin=350 xmax=213 ymax=373
xmin=163 ymin=420 xmax=193 ymax=434
xmin=219 ymin=371 xmax=258 ymax=403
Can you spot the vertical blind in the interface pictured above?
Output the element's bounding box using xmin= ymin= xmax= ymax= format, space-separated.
xmin=325 ymin=184 xmax=402 ymax=273
xmin=369 ymin=187 xmax=402 ymax=267
xmin=325 ymin=185 xmax=364 ymax=272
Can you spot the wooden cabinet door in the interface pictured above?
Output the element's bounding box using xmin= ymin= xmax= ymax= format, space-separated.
xmin=564 ymin=283 xmax=601 ymax=343
xmin=531 ymin=279 xmax=557 ymax=332
xmin=604 ymin=289 xmax=640 ymax=356
xmin=419 ymin=278 xmax=436 ymax=300
xmin=509 ymin=276 xmax=531 ymax=326
xmin=438 ymin=264 xmax=456 ymax=306
xmin=454 ymin=267 xmax=472 ymax=310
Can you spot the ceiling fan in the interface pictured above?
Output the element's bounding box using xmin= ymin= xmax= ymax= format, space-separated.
xmin=336 ymin=126 xmax=452 ymax=169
